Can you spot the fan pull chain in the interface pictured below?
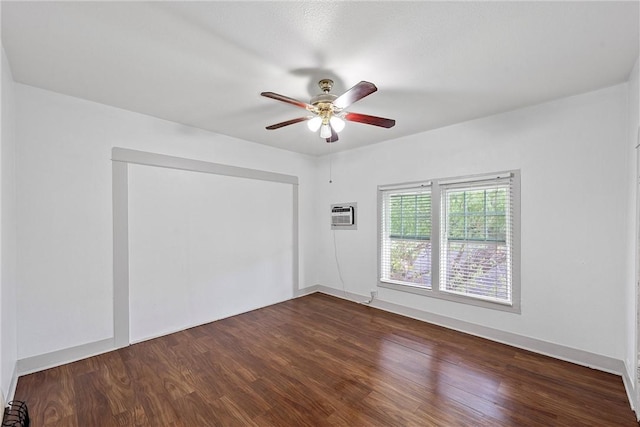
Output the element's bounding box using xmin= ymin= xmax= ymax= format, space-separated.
xmin=328 ymin=141 xmax=333 ymax=183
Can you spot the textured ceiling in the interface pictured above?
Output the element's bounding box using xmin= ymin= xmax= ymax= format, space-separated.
xmin=2 ymin=1 xmax=639 ymax=156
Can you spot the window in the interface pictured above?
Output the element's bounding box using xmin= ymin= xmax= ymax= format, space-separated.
xmin=440 ymin=178 xmax=512 ymax=303
xmin=380 ymin=186 xmax=432 ymax=288
xmin=378 ymin=171 xmax=520 ymax=312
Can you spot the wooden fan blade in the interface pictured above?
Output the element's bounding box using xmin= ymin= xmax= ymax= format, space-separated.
xmin=266 ymin=117 xmax=311 ymax=130
xmin=261 ymin=92 xmax=314 ymax=110
xmin=333 ymin=81 xmax=377 ymax=109
xmin=326 ymin=125 xmax=339 ymax=143
xmin=344 ymin=112 xmax=396 ymax=128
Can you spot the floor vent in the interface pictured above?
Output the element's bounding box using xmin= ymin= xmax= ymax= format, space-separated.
xmin=2 ymin=401 xmax=29 ymax=427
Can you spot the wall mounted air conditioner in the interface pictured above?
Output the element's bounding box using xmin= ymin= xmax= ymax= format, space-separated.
xmin=331 ymin=203 xmax=357 ymax=230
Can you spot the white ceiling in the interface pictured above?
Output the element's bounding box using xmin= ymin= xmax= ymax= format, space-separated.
xmin=2 ymin=1 xmax=639 ymax=156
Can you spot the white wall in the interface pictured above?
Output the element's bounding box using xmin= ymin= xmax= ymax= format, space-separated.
xmin=14 ymin=83 xmax=318 ymax=360
xmin=626 ymin=56 xmax=639 ymax=405
xmin=1 ymin=47 xmax=18 ymax=402
xmin=316 ymin=84 xmax=629 ymax=362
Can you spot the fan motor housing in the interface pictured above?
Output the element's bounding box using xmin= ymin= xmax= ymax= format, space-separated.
xmin=310 ymin=93 xmax=337 ymax=106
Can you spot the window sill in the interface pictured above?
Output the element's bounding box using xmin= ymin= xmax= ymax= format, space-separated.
xmin=379 ymin=280 xmax=432 ymax=296
xmin=379 ymin=280 xmax=521 ymax=314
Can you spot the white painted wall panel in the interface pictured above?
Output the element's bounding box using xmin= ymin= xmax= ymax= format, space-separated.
xmin=128 ymin=165 xmax=293 ymax=342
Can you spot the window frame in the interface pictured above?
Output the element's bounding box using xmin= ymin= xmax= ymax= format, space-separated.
xmin=378 ymin=171 xmax=521 ymax=313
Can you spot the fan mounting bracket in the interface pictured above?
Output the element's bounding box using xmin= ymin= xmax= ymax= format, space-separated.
xmin=318 ymin=79 xmax=334 ymax=93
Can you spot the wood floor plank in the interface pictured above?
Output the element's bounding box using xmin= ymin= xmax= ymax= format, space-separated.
xmin=14 ymin=293 xmax=637 ymax=426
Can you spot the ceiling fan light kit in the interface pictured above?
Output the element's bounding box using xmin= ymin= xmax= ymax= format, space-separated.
xmin=261 ymin=79 xmax=395 ymax=143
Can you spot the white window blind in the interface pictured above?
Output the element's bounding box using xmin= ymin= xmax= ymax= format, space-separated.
xmin=439 ymin=176 xmax=514 ymax=305
xmin=380 ymin=186 xmax=432 ymax=288
xmin=378 ymin=171 xmax=520 ymax=312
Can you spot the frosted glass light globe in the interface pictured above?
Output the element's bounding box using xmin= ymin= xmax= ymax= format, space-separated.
xmin=307 ymin=116 xmax=322 ymax=132
xmin=330 ymin=116 xmax=345 ymax=133
xmin=320 ymin=124 xmax=331 ymax=138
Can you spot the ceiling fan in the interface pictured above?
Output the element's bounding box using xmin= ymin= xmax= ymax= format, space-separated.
xmin=261 ymin=79 xmax=395 ymax=143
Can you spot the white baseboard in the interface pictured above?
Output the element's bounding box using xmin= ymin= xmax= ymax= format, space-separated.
xmin=622 ymin=361 xmax=638 ymax=420
xmin=294 ymin=284 xmax=320 ymax=297
xmin=314 ymin=285 xmax=626 ymax=376
xmin=17 ymin=338 xmax=115 ymax=376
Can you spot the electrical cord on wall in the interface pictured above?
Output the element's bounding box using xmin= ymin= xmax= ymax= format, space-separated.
xmin=328 ymin=140 xmax=346 ymax=297
xmin=326 ymin=142 xmax=376 ymax=305
xmin=332 ymin=229 xmax=348 ymax=298
xmin=333 ymin=225 xmax=375 ymax=305
xmin=362 ymin=291 xmax=376 ymax=305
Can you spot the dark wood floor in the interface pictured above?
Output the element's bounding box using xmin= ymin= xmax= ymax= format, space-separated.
xmin=15 ymin=293 xmax=636 ymax=426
